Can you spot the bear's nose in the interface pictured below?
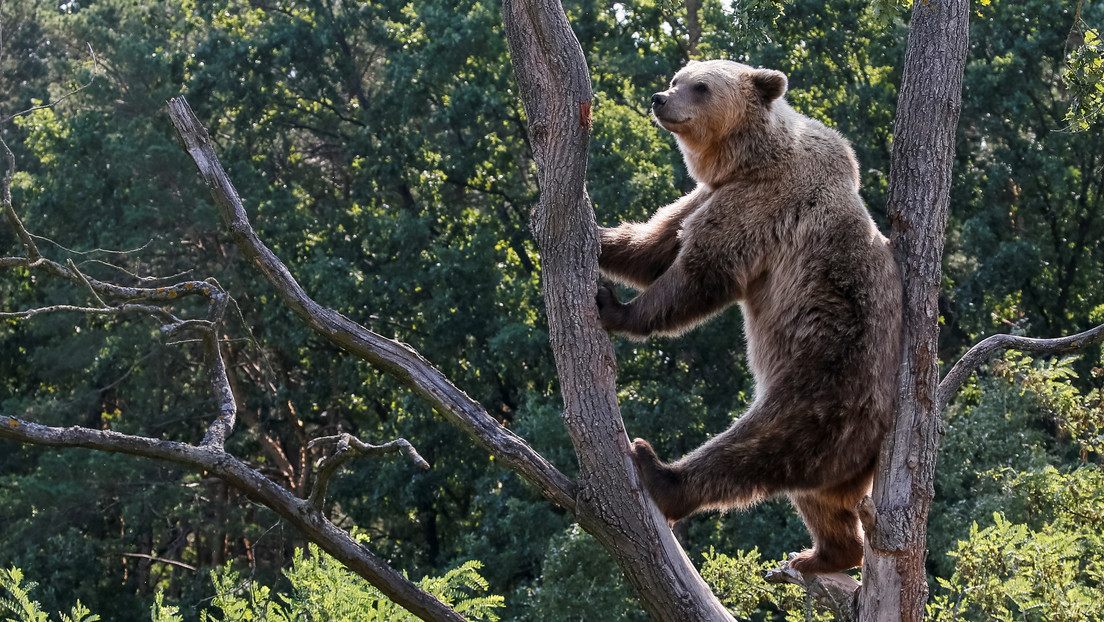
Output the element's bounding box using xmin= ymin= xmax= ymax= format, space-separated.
xmin=652 ymin=93 xmax=667 ymax=108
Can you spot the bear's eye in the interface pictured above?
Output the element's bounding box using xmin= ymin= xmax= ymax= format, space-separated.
xmin=692 ymin=83 xmax=709 ymax=94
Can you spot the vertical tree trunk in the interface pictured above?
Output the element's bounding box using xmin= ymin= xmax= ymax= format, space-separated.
xmin=860 ymin=1 xmax=969 ymax=620
xmin=685 ymin=0 xmax=702 ymax=57
xmin=501 ymin=1 xmax=733 ymax=620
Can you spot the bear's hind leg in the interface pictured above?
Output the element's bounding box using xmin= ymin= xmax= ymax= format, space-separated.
xmin=631 ymin=439 xmax=699 ymax=522
xmin=787 ymin=474 xmax=872 ymax=574
xmin=631 ymin=429 xmax=777 ymax=523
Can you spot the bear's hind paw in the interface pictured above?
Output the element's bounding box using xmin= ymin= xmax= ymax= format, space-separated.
xmin=788 ymin=548 xmax=862 ymax=574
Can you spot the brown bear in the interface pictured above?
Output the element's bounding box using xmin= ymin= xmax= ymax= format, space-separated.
xmin=596 ymin=60 xmax=903 ymax=574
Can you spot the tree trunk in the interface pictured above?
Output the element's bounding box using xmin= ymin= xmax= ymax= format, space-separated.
xmin=685 ymin=0 xmax=702 ymax=57
xmin=501 ymin=1 xmax=733 ymax=620
xmin=860 ymin=1 xmax=969 ymax=620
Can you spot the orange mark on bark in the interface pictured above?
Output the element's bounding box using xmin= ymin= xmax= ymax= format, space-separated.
xmin=579 ymin=101 xmax=592 ymax=129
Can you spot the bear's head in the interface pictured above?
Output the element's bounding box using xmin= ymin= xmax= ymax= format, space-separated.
xmin=652 ymin=60 xmax=790 ymax=187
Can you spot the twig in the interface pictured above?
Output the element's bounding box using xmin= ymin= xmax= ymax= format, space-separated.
xmin=77 ymin=258 xmax=192 ymax=283
xmin=936 ymin=321 xmax=1104 ymax=411
xmin=0 ymin=43 xmax=99 ymax=124
xmin=0 ymin=302 xmax=178 ymax=322
xmin=307 ymin=434 xmax=430 ymax=509
xmin=0 ymin=136 xmax=39 ymax=260
xmin=0 ymin=169 xmax=237 ymax=452
xmin=68 ymin=258 xmax=107 ymax=307
xmin=33 ymin=235 xmax=154 ymax=257
xmin=95 ymin=350 xmax=159 ymax=395
xmin=121 ymin=553 xmax=197 ymax=572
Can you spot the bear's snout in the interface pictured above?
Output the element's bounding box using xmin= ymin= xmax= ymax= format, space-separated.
xmin=651 ymin=93 xmax=668 ymax=109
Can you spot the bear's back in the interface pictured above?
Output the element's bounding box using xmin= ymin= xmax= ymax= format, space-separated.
xmin=710 ymin=109 xmax=900 ymax=412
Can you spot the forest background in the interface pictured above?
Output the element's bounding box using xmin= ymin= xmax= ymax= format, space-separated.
xmin=1 ymin=0 xmax=1103 ymax=620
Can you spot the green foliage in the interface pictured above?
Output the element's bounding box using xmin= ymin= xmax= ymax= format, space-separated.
xmin=996 ymin=353 xmax=1104 ymax=457
xmin=0 ymin=567 xmax=99 ymax=622
xmin=931 ymin=350 xmax=1104 ymax=577
xmin=931 ymin=351 xmax=1104 ymax=620
xmin=945 ymin=0 xmax=1104 ymax=342
xmin=0 ymin=567 xmax=47 ymax=622
xmin=203 ymin=544 xmax=502 ymax=622
xmin=929 ymin=510 xmax=1104 ymax=622
xmin=1064 ymin=19 xmax=1104 ymax=131
xmin=699 ymin=547 xmax=836 ymax=621
xmin=515 ymin=525 xmax=647 ymax=622
xmin=149 ymin=593 xmax=182 ymax=622
xmin=1 ymin=547 xmax=502 ymax=622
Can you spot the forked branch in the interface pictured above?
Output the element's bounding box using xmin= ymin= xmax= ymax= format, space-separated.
xmin=0 ymin=140 xmax=468 ymax=621
xmin=307 ymin=434 xmax=430 ymax=509
xmin=764 ymin=563 xmax=860 ymax=622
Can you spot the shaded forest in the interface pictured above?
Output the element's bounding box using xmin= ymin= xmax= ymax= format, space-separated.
xmin=1 ymin=0 xmax=1103 ymax=620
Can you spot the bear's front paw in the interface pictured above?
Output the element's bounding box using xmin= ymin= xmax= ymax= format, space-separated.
xmin=595 ymin=282 xmax=626 ymax=332
xmin=630 ymin=438 xmax=693 ymax=523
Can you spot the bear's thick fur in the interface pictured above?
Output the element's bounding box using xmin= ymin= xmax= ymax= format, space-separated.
xmin=596 ymin=60 xmax=903 ymax=574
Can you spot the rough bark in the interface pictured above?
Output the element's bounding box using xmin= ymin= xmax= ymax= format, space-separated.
xmin=859 ymin=0 xmax=970 ymax=620
xmin=501 ymin=1 xmax=733 ymax=620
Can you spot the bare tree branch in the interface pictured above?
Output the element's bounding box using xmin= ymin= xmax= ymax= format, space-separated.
xmin=307 ymin=434 xmax=430 ymax=509
xmin=0 ymin=414 xmax=468 ymax=622
xmin=198 ymin=292 xmax=235 ymax=449
xmin=166 ymin=96 xmax=577 ymax=513
xmin=121 ymin=553 xmax=197 ymax=572
xmin=0 ymin=43 xmax=99 ymax=125
xmin=764 ymin=563 xmax=860 ymax=622
xmin=1 ymin=137 xmax=39 ymax=260
xmin=0 ymin=302 xmax=180 ymax=322
xmin=0 ymin=145 xmax=468 ymax=620
xmin=936 ymin=321 xmax=1104 ymax=411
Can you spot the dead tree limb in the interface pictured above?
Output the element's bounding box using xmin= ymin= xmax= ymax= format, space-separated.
xmin=0 ymin=130 xmax=468 ymax=622
xmin=764 ymin=563 xmax=860 ymax=621
xmin=165 ymin=97 xmax=576 ymax=513
xmin=936 ymin=322 xmax=1104 ymax=411
xmin=0 ymin=414 xmax=467 ymax=622
xmin=197 ymin=290 xmax=235 ymax=449
xmin=307 ymin=434 xmax=430 ymax=509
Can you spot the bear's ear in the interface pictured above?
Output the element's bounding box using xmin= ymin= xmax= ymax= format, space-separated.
xmin=751 ymin=68 xmax=788 ymax=102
